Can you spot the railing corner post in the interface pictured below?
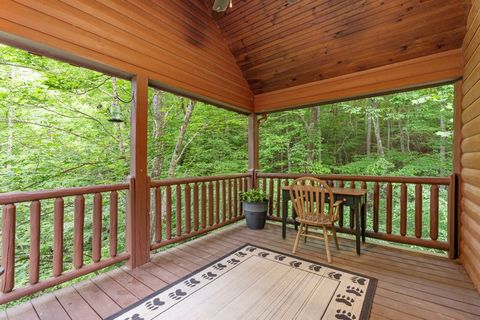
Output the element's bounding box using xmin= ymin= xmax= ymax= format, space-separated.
xmin=448 ymin=173 xmax=459 ymax=259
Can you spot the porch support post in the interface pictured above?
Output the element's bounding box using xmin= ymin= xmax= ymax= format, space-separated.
xmin=449 ymin=80 xmax=462 ymax=259
xmin=248 ymin=113 xmax=259 ymax=188
xmin=126 ymin=74 xmax=150 ymax=268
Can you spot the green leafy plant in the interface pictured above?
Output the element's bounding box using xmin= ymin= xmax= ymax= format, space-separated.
xmin=240 ymin=188 xmax=268 ymax=203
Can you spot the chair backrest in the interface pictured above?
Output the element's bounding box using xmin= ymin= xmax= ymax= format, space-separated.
xmin=289 ymin=177 xmax=334 ymax=222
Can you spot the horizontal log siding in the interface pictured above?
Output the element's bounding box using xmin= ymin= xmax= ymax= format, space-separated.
xmin=461 ymin=0 xmax=480 ymax=293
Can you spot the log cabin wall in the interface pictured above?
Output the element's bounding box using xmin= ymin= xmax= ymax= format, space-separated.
xmin=0 ymin=0 xmax=253 ymax=112
xmin=461 ymin=0 xmax=480 ymax=292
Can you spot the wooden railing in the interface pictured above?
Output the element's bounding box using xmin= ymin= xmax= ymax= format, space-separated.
xmin=0 ymin=183 xmax=130 ymax=304
xmin=256 ymin=172 xmax=457 ymax=257
xmin=149 ymin=173 xmax=251 ymax=250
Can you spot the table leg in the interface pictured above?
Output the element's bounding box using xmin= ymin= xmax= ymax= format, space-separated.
xmin=361 ymin=195 xmax=366 ymax=243
xmin=282 ymin=193 xmax=288 ymax=239
xmin=355 ymin=198 xmax=361 ymax=255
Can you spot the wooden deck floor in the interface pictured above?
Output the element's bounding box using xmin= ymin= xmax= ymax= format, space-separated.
xmin=2 ymin=222 xmax=479 ymax=320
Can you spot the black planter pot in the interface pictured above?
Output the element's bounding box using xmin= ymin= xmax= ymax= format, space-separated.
xmin=243 ymin=200 xmax=268 ymax=229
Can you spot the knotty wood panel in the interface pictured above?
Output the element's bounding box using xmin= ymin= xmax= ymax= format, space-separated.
xmin=254 ymin=49 xmax=463 ymax=113
xmin=206 ymin=0 xmax=469 ymax=94
xmin=0 ymin=0 xmax=253 ymax=112
xmin=461 ymin=0 xmax=480 ymax=293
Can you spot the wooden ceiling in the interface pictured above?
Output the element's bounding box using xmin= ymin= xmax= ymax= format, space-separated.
xmin=204 ymin=0 xmax=470 ymax=94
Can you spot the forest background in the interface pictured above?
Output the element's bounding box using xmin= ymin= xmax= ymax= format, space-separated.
xmin=0 ymin=44 xmax=454 ymax=295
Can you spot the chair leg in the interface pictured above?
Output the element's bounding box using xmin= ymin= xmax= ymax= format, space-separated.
xmin=332 ymin=224 xmax=339 ymax=250
xmin=304 ymin=225 xmax=309 ymax=243
xmin=323 ymin=226 xmax=332 ymax=263
xmin=293 ymin=223 xmax=303 ymax=254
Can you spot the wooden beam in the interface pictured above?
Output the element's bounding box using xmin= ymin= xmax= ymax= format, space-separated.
xmin=254 ymin=49 xmax=463 ymax=113
xmin=248 ymin=113 xmax=259 ymax=188
xmin=126 ymin=74 xmax=150 ymax=269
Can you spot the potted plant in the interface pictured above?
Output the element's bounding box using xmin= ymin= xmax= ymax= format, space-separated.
xmin=240 ymin=188 xmax=269 ymax=230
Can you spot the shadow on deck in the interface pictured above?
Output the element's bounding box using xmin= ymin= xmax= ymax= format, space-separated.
xmin=2 ymin=223 xmax=479 ymax=320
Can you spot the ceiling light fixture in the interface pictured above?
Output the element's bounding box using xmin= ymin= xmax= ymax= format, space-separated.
xmin=213 ymin=0 xmax=232 ymax=12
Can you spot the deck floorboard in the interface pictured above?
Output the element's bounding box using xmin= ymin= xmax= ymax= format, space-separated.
xmin=3 ymin=222 xmax=480 ymax=319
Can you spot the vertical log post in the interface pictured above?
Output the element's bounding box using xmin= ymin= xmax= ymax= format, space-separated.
xmin=127 ymin=75 xmax=150 ymax=268
xmin=415 ymin=184 xmax=423 ymax=239
xmin=400 ymin=183 xmax=407 ymax=236
xmin=193 ymin=183 xmax=199 ymax=231
xmin=176 ymin=184 xmax=182 ymax=237
xmin=248 ymin=113 xmax=259 ymax=188
xmin=73 ymin=195 xmax=85 ymax=269
xmin=185 ymin=184 xmax=192 ymax=234
xmin=1 ymin=204 xmax=15 ymax=293
xmin=53 ymin=198 xmax=64 ymax=277
xmin=92 ymin=193 xmax=102 ymax=263
xmin=30 ymin=201 xmax=41 ymax=284
xmin=109 ymin=191 xmax=118 ymax=258
xmin=154 ymin=187 xmax=162 ymax=243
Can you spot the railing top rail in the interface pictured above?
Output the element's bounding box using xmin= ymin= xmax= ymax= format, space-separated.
xmin=150 ymin=173 xmax=251 ymax=187
xmin=0 ymin=183 xmax=129 ymax=205
xmin=256 ymin=172 xmax=451 ymax=185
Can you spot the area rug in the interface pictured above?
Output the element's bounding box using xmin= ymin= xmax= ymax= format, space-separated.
xmin=107 ymin=244 xmax=377 ymax=320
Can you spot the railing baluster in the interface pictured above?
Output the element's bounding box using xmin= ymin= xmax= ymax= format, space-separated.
xmin=373 ymin=182 xmax=379 ymax=233
xmin=222 ymin=179 xmax=227 ymax=222
xmin=386 ymin=182 xmax=392 ymax=234
xmin=53 ymin=197 xmax=64 ymax=276
xmin=228 ymin=179 xmax=233 ymax=220
xmin=415 ymin=184 xmax=423 ymax=239
xmin=262 ymin=177 xmax=267 ymax=192
xmin=73 ymin=195 xmax=85 ymax=269
xmin=185 ymin=184 xmax=191 ymax=234
xmin=166 ymin=186 xmax=172 ymax=240
xmin=430 ymin=184 xmax=439 ymax=240
xmin=30 ymin=201 xmax=41 ymax=284
xmin=109 ymin=191 xmax=118 ymax=258
xmin=176 ymin=184 xmax=182 ymax=237
xmin=338 ymin=180 xmax=344 ymax=227
xmin=201 ymin=182 xmax=207 ymax=228
xmin=208 ymin=182 xmax=214 ymax=226
xmin=233 ymin=179 xmax=238 ymax=218
xmin=238 ymin=178 xmax=243 ymax=216
xmin=215 ymin=180 xmax=220 ymax=224
xmin=400 ymin=183 xmax=407 ymax=236
xmin=92 ymin=193 xmax=102 ymax=263
xmin=155 ymin=187 xmax=162 ymax=243
xmin=276 ymin=178 xmax=281 ymax=217
xmin=268 ymin=178 xmax=274 ymax=216
xmin=193 ymin=183 xmax=199 ymax=231
xmin=1 ymin=204 xmax=16 ymax=293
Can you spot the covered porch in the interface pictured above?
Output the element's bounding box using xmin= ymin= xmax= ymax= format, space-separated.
xmin=0 ymin=0 xmax=479 ymax=319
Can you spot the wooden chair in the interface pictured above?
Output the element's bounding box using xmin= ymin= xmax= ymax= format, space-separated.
xmin=289 ymin=177 xmax=343 ymax=263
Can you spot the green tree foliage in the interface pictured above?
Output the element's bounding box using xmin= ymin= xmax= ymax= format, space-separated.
xmin=260 ymin=87 xmax=453 ymax=176
xmin=0 ymin=44 xmax=455 ymax=304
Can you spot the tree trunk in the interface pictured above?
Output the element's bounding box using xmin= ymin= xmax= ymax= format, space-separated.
xmin=305 ymin=107 xmax=319 ymax=168
xmin=387 ymin=119 xmax=391 ymax=150
xmin=318 ymin=107 xmax=322 ymax=163
xmin=366 ymin=110 xmax=372 ymax=156
xmin=151 ymin=89 xmax=166 ymax=180
xmin=167 ymin=99 xmax=196 ymax=178
xmin=398 ymin=119 xmax=405 ymax=153
xmin=112 ymin=78 xmax=125 ymax=158
xmin=7 ymin=68 xmax=14 ymax=171
xmin=371 ymin=99 xmax=384 ymax=157
xmin=7 ymin=106 xmax=13 ymax=171
xmin=440 ymin=114 xmax=446 ymax=174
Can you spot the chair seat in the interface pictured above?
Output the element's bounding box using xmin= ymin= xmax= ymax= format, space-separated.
xmin=295 ymin=215 xmax=333 ymax=226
